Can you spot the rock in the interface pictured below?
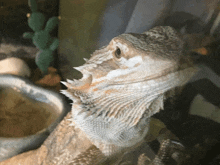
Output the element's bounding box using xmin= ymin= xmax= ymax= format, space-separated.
xmin=0 ymin=57 xmax=31 ymax=77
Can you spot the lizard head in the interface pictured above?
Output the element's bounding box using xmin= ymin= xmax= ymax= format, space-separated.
xmin=61 ymin=26 xmax=198 ymax=154
xmin=61 ymin=26 xmax=197 ymax=119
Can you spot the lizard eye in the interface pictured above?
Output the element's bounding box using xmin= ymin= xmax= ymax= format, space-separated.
xmin=115 ymin=47 xmax=121 ymax=59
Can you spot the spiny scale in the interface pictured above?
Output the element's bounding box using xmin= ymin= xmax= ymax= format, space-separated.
xmin=66 ymin=79 xmax=74 ymax=84
xmin=83 ymin=58 xmax=89 ymax=62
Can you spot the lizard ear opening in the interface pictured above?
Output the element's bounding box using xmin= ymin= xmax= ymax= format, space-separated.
xmin=115 ymin=47 xmax=122 ymax=59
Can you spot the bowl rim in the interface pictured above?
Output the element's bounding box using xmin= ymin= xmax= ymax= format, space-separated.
xmin=0 ymin=74 xmax=70 ymax=140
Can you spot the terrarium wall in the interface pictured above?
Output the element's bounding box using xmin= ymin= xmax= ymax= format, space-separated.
xmin=58 ymin=0 xmax=220 ymax=80
xmin=58 ymin=0 xmax=108 ymax=80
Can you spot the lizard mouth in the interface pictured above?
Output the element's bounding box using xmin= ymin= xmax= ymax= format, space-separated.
xmin=65 ymin=73 xmax=93 ymax=90
xmin=60 ymin=73 xmax=93 ymax=101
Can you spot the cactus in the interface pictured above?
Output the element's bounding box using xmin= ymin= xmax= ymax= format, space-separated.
xmin=23 ymin=0 xmax=59 ymax=74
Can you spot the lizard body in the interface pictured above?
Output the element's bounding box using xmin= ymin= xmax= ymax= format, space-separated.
xmin=61 ymin=26 xmax=197 ymax=157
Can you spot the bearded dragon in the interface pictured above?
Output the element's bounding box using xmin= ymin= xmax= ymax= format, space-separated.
xmin=60 ymin=26 xmax=197 ymax=162
xmin=0 ymin=26 xmax=198 ymax=165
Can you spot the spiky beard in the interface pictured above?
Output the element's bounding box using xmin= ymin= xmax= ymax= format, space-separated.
xmin=61 ymin=66 xmax=196 ymax=152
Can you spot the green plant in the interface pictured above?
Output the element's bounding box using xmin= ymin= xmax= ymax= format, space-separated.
xmin=23 ymin=0 xmax=59 ymax=74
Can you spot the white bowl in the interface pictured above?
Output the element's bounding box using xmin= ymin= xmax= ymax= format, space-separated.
xmin=0 ymin=74 xmax=70 ymax=162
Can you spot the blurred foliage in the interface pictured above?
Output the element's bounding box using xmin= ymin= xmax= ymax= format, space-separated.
xmin=23 ymin=0 xmax=59 ymax=74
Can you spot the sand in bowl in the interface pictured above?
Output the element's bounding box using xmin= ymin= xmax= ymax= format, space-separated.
xmin=0 ymin=87 xmax=59 ymax=137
